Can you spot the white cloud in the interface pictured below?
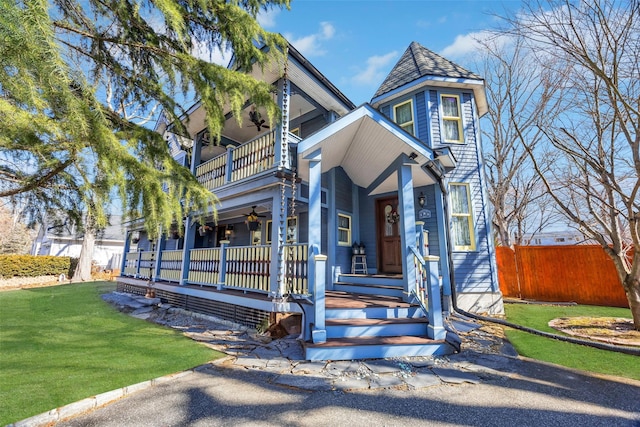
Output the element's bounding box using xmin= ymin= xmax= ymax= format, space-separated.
xmin=286 ymin=22 xmax=336 ymax=57
xmin=440 ymin=30 xmax=512 ymax=60
xmin=257 ymin=8 xmax=280 ymax=28
xmin=191 ymin=40 xmax=231 ymax=66
xmin=351 ymin=51 xmax=398 ymax=86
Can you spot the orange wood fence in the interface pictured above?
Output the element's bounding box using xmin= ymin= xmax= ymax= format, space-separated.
xmin=496 ymin=245 xmax=629 ymax=308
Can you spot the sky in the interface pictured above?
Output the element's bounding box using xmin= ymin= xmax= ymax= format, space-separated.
xmin=250 ymin=0 xmax=525 ymax=106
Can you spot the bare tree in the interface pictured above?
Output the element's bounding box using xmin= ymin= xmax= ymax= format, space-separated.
xmin=502 ymin=0 xmax=640 ymax=328
xmin=478 ymin=35 xmax=563 ymax=247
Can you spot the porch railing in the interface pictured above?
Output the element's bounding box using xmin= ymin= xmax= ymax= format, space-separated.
xmin=188 ymin=248 xmax=221 ymax=285
xmin=158 ymin=250 xmax=183 ymax=283
xmin=121 ymin=243 xmax=309 ymax=296
xmin=224 ymin=245 xmax=271 ymax=292
xmin=283 ymin=244 xmax=309 ymax=294
xmin=124 ymin=252 xmax=139 ymax=276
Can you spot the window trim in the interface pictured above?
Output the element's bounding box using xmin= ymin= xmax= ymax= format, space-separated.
xmin=265 ymin=216 xmax=298 ymax=244
xmin=449 ymin=183 xmax=476 ymax=251
xmin=393 ymin=99 xmax=415 ymax=136
xmin=440 ymin=94 xmax=464 ymax=144
xmin=337 ymin=212 xmax=352 ymax=247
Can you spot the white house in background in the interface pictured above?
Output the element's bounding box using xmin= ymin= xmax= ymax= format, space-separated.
xmin=31 ymin=215 xmax=125 ymax=270
xmin=523 ymin=230 xmax=588 ymax=246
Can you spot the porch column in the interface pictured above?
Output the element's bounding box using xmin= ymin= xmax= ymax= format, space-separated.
xmin=397 ymin=159 xmax=417 ymax=301
xmin=426 ymin=256 xmax=446 ymax=339
xmin=120 ymin=231 xmax=131 ymax=275
xmin=312 ymin=254 xmax=327 ymax=343
xmin=152 ymin=234 xmax=165 ymax=282
xmin=434 ymin=184 xmax=453 ymax=313
xmin=270 ymin=190 xmax=288 ymax=297
xmin=307 ymin=149 xmax=322 ymax=253
xmin=218 ymin=240 xmax=229 ymax=290
xmin=179 ymin=217 xmax=196 ymax=286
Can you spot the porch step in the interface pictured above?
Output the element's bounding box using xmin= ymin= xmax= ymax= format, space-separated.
xmin=333 ymin=281 xmax=404 ymax=298
xmin=303 ymin=336 xmax=454 ymax=361
xmin=325 ymin=317 xmax=429 ymax=338
xmin=325 ymin=291 xmax=424 ymax=319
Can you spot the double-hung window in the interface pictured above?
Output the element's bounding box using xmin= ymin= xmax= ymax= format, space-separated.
xmin=450 ymin=183 xmax=475 ymax=251
xmin=337 ymin=213 xmax=352 ymax=246
xmin=441 ymin=94 xmax=463 ymax=143
xmin=393 ymin=99 xmax=415 ymax=135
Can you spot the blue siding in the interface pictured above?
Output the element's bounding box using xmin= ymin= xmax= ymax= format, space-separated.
xmin=443 ymin=92 xmax=495 ymax=293
xmin=415 ymin=91 xmax=428 ymax=145
xmin=414 ymin=185 xmax=442 ymax=260
xmin=358 ymin=186 xmax=378 ymax=272
xmin=429 ymin=90 xmax=441 ymax=146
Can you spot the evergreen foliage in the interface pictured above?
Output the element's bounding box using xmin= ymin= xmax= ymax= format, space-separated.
xmin=0 ymin=0 xmax=289 ymax=237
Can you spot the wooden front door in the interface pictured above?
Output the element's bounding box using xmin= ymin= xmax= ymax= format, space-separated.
xmin=377 ymin=197 xmax=402 ymax=274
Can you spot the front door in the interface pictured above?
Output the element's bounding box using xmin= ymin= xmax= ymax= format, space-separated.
xmin=377 ymin=197 xmax=402 ymax=274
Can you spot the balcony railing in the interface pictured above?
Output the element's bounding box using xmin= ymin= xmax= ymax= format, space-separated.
xmin=195 ymin=130 xmax=300 ymax=191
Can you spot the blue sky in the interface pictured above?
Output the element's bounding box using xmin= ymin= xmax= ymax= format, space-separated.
xmin=254 ymin=0 xmax=524 ymax=106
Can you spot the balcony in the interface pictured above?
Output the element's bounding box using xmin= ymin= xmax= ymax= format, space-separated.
xmin=194 ymin=130 xmax=300 ymax=191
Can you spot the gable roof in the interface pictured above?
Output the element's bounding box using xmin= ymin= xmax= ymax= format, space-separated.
xmin=297 ymin=104 xmax=445 ymax=195
xmin=373 ymin=41 xmax=481 ymax=100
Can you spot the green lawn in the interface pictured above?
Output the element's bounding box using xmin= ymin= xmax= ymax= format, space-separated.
xmin=0 ymin=282 xmax=222 ymax=425
xmin=504 ymin=303 xmax=640 ymax=381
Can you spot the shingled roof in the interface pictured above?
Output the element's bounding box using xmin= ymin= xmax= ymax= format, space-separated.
xmin=372 ymin=41 xmax=482 ymax=100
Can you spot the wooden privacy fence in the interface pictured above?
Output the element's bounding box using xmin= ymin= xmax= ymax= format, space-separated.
xmin=496 ymin=245 xmax=629 ymax=308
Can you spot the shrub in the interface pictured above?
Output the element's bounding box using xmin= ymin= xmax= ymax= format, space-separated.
xmin=0 ymin=255 xmax=74 ymax=278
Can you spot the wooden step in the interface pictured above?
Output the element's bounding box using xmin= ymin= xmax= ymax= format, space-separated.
xmin=303 ymin=336 xmax=453 ymax=361
xmin=325 ymin=317 xmax=429 ymax=338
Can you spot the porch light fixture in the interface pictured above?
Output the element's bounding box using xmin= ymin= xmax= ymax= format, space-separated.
xmin=418 ymin=192 xmax=426 ymax=208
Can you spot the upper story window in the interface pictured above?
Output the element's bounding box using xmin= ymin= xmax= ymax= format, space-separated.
xmin=449 ymin=183 xmax=476 ymax=251
xmin=441 ymin=94 xmax=464 ymax=143
xmin=393 ymin=99 xmax=415 ymax=135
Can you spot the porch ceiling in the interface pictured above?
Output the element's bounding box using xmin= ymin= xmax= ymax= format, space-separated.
xmin=297 ymin=105 xmax=438 ymax=195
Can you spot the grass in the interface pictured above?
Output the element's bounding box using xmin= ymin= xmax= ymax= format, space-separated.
xmin=504 ymin=303 xmax=640 ymax=381
xmin=0 ymin=282 xmax=222 ymax=425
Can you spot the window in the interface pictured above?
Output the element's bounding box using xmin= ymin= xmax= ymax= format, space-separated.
xmin=251 ymin=223 xmax=262 ymax=246
xmin=337 ymin=213 xmax=352 ymax=246
xmin=440 ymin=94 xmax=464 ymax=143
xmin=449 ymin=183 xmax=475 ymax=251
xmin=393 ymin=99 xmax=414 ymax=135
xmin=265 ymin=217 xmax=297 ymax=244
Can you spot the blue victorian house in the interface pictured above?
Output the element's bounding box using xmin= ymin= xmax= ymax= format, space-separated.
xmin=119 ymin=41 xmax=504 ymax=361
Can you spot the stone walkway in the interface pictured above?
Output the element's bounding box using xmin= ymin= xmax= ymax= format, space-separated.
xmin=102 ymin=291 xmax=520 ymax=393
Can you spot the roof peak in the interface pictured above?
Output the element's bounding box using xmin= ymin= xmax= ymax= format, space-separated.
xmin=372 ymin=41 xmax=482 ymax=100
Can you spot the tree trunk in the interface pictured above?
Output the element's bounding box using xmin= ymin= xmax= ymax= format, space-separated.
xmin=624 ymin=274 xmax=640 ymax=331
xmin=72 ymin=223 xmax=96 ymax=282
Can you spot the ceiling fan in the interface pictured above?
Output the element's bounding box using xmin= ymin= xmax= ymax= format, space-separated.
xmin=244 ymin=206 xmax=267 ymax=222
xmin=248 ymin=108 xmax=270 ymax=131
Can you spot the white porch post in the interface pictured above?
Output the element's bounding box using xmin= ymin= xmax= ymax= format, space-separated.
xmin=398 ymin=159 xmax=417 ymax=302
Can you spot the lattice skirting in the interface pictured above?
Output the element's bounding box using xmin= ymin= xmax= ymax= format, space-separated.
xmin=116 ymin=282 xmax=269 ymax=329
